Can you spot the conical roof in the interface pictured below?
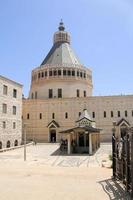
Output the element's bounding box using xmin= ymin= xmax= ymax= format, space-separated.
xmin=40 ymin=21 xmax=81 ymax=66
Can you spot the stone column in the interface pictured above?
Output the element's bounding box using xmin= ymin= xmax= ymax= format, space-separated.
xmin=67 ymin=134 xmax=71 ymax=155
xmin=89 ymin=133 xmax=92 ymax=155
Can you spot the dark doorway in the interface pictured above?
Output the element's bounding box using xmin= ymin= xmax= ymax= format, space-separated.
xmin=50 ymin=129 xmax=56 ymax=142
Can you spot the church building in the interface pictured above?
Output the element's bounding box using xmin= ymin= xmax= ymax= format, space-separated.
xmin=22 ymin=21 xmax=133 ymax=143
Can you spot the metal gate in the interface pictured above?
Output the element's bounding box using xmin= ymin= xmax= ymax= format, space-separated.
xmin=112 ymin=128 xmax=133 ymax=198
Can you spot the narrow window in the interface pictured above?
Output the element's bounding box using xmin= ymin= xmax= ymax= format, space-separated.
xmin=45 ymin=71 xmax=47 ymax=77
xmin=3 ymin=121 xmax=6 ymax=129
xmin=13 ymin=106 xmax=16 ymax=115
xmin=68 ymin=70 xmax=71 ymax=76
xmin=13 ymin=89 xmax=17 ymax=98
xmin=118 ymin=111 xmax=120 ymax=117
xmin=72 ymin=71 xmax=75 ymax=76
xmin=104 ymin=111 xmax=106 ymax=118
xmin=49 ymin=71 xmax=52 ymax=76
xmin=2 ymin=104 xmax=7 ymax=113
xmin=13 ymin=122 xmax=16 ymax=129
xmin=6 ymin=141 xmax=10 ymax=148
xmin=132 ymin=110 xmax=133 ymax=117
xmin=38 ymin=73 xmax=40 ymax=78
xmin=58 ymin=88 xmax=62 ymax=98
xmin=0 ymin=141 xmax=2 ymax=149
xmin=35 ymin=91 xmax=37 ymax=99
xmin=92 ymin=112 xmax=95 ymax=118
xmin=84 ymin=73 xmax=86 ymax=78
xmin=125 ymin=110 xmax=128 ymax=117
xmin=40 ymin=113 xmax=42 ymax=119
xmin=42 ymin=72 xmax=44 ymax=77
xmin=80 ymin=72 xmax=82 ymax=77
xmin=77 ymin=89 xmax=80 ymax=97
xmin=58 ymin=70 xmax=61 ymax=76
xmin=63 ymin=70 xmax=66 ymax=76
xmin=54 ymin=70 xmax=57 ymax=76
xmin=77 ymin=71 xmax=79 ymax=76
xmin=111 ymin=111 xmax=113 ymax=118
xmin=84 ymin=91 xmax=86 ymax=97
xmin=65 ymin=112 xmax=68 ymax=119
xmin=27 ymin=113 xmax=30 ymax=119
xmin=49 ymin=89 xmax=53 ymax=98
xmin=52 ymin=113 xmax=55 ymax=119
xmin=3 ymin=85 xmax=8 ymax=95
xmin=79 ymin=112 xmax=81 ymax=117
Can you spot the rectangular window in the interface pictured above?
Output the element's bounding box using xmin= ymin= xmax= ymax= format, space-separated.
xmin=125 ymin=110 xmax=128 ymax=117
xmin=68 ymin=70 xmax=71 ymax=76
xmin=45 ymin=71 xmax=47 ymax=77
xmin=79 ymin=112 xmax=81 ymax=117
xmin=92 ymin=112 xmax=95 ymax=118
xmin=63 ymin=70 xmax=66 ymax=76
xmin=77 ymin=89 xmax=80 ymax=97
xmin=72 ymin=71 xmax=75 ymax=76
xmin=49 ymin=89 xmax=53 ymax=98
xmin=49 ymin=71 xmax=52 ymax=76
xmin=58 ymin=70 xmax=61 ymax=76
xmin=54 ymin=70 xmax=57 ymax=76
xmin=35 ymin=91 xmax=37 ymax=99
xmin=65 ymin=112 xmax=68 ymax=119
xmin=111 ymin=111 xmax=113 ymax=118
xmin=27 ymin=113 xmax=30 ymax=119
xmin=132 ymin=110 xmax=133 ymax=117
xmin=42 ymin=72 xmax=44 ymax=77
xmin=2 ymin=104 xmax=7 ymax=113
xmin=40 ymin=113 xmax=42 ymax=119
xmin=3 ymin=85 xmax=8 ymax=95
xmin=77 ymin=71 xmax=79 ymax=76
xmin=13 ymin=122 xmax=16 ymax=129
xmin=58 ymin=88 xmax=62 ymax=98
xmin=118 ymin=111 xmax=120 ymax=117
xmin=104 ymin=111 xmax=106 ymax=118
xmin=52 ymin=113 xmax=55 ymax=119
xmin=84 ymin=91 xmax=86 ymax=97
xmin=3 ymin=121 xmax=6 ymax=129
xmin=80 ymin=72 xmax=82 ymax=77
xmin=13 ymin=106 xmax=16 ymax=115
xmin=84 ymin=73 xmax=86 ymax=78
xmin=13 ymin=89 xmax=17 ymax=98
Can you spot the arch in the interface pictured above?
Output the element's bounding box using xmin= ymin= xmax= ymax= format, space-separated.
xmin=6 ymin=140 xmax=10 ymax=148
xmin=0 ymin=141 xmax=2 ymax=149
xmin=14 ymin=140 xmax=18 ymax=146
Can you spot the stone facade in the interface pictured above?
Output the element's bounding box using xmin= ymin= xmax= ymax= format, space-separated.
xmin=22 ymin=21 xmax=133 ymax=143
xmin=0 ymin=75 xmax=23 ymax=149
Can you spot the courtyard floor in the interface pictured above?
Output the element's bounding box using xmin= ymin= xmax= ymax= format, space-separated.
xmin=0 ymin=143 xmax=130 ymax=200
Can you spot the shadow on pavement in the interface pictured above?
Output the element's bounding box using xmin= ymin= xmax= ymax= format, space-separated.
xmin=98 ymin=178 xmax=131 ymax=200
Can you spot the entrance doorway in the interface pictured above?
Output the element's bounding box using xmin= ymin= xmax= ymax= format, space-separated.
xmin=50 ymin=129 xmax=56 ymax=142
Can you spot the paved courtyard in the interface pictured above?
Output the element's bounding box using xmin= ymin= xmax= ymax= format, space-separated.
xmin=0 ymin=143 xmax=130 ymax=200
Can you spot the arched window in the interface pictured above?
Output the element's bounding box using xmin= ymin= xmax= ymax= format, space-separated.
xmin=0 ymin=141 xmax=2 ymax=149
xmin=6 ymin=141 xmax=10 ymax=148
xmin=14 ymin=140 xmax=18 ymax=146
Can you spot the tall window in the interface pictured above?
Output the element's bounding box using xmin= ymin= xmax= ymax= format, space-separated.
xmin=58 ymin=88 xmax=62 ymax=98
xmin=3 ymin=85 xmax=8 ymax=95
xmin=2 ymin=104 xmax=7 ymax=113
xmin=39 ymin=113 xmax=42 ymax=119
xmin=13 ymin=122 xmax=16 ymax=129
xmin=118 ymin=111 xmax=120 ymax=117
xmin=13 ymin=106 xmax=16 ymax=115
xmin=27 ymin=113 xmax=30 ymax=119
xmin=72 ymin=71 xmax=75 ymax=76
xmin=35 ymin=91 xmax=37 ymax=99
xmin=65 ymin=112 xmax=68 ymax=119
xmin=52 ymin=113 xmax=55 ymax=119
xmin=79 ymin=112 xmax=81 ymax=117
xmin=58 ymin=70 xmax=61 ymax=76
xmin=92 ymin=112 xmax=95 ymax=118
xmin=31 ymin=93 xmax=34 ymax=99
xmin=3 ymin=121 xmax=6 ymax=129
xmin=45 ymin=71 xmax=47 ymax=77
xmin=111 ymin=111 xmax=113 ymax=118
xmin=49 ymin=71 xmax=52 ymax=76
xmin=132 ymin=110 xmax=133 ymax=117
xmin=63 ymin=70 xmax=66 ymax=76
xmin=104 ymin=111 xmax=106 ymax=118
xmin=84 ymin=91 xmax=86 ymax=97
xmin=77 ymin=89 xmax=80 ymax=97
xmin=13 ymin=89 xmax=17 ymax=98
xmin=125 ymin=110 xmax=128 ymax=117
xmin=49 ymin=89 xmax=53 ymax=98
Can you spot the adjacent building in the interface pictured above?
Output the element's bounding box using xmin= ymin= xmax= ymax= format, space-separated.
xmin=0 ymin=75 xmax=23 ymax=149
xmin=22 ymin=21 xmax=133 ymax=143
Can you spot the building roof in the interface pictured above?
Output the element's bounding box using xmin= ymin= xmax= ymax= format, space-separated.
xmin=40 ymin=21 xmax=82 ymax=67
xmin=0 ymin=75 xmax=23 ymax=87
xmin=59 ymin=126 xmax=101 ymax=134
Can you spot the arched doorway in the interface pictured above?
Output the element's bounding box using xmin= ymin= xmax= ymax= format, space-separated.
xmin=6 ymin=141 xmax=10 ymax=148
xmin=0 ymin=141 xmax=2 ymax=149
xmin=14 ymin=140 xmax=18 ymax=146
xmin=50 ymin=129 xmax=56 ymax=142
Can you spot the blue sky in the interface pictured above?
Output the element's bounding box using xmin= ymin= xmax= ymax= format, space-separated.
xmin=0 ymin=0 xmax=133 ymax=96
